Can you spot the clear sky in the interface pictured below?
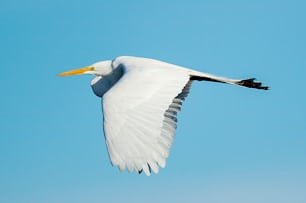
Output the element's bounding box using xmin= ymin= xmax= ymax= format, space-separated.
xmin=1 ymin=0 xmax=305 ymax=202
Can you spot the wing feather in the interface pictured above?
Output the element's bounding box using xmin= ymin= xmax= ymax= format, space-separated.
xmin=102 ymin=56 xmax=192 ymax=175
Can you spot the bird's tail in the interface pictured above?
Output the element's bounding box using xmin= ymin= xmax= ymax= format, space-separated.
xmin=189 ymin=71 xmax=269 ymax=90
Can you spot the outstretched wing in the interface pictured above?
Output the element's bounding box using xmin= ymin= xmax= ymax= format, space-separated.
xmin=102 ymin=56 xmax=191 ymax=176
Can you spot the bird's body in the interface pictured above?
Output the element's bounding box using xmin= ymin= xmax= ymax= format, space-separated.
xmin=58 ymin=56 xmax=268 ymax=176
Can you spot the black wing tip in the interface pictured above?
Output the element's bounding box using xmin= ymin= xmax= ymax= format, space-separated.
xmin=237 ymin=78 xmax=269 ymax=90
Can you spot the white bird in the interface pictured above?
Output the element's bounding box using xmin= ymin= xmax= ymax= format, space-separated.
xmin=57 ymin=56 xmax=268 ymax=176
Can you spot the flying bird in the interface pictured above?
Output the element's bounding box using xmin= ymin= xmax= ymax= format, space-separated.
xmin=57 ymin=56 xmax=268 ymax=176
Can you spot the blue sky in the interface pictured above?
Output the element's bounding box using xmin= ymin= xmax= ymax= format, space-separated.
xmin=1 ymin=0 xmax=305 ymax=202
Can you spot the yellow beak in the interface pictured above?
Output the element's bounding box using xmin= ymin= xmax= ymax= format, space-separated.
xmin=57 ymin=66 xmax=94 ymax=76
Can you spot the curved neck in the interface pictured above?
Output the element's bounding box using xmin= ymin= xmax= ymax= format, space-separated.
xmin=90 ymin=65 xmax=123 ymax=97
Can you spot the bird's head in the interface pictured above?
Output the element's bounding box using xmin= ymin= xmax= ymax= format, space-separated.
xmin=57 ymin=60 xmax=113 ymax=77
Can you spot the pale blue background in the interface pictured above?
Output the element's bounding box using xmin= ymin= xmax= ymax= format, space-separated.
xmin=1 ymin=0 xmax=305 ymax=202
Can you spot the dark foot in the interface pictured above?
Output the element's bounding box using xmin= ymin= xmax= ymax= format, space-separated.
xmin=236 ymin=78 xmax=269 ymax=90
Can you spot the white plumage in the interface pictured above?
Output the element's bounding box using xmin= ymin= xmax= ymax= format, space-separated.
xmin=58 ymin=56 xmax=268 ymax=176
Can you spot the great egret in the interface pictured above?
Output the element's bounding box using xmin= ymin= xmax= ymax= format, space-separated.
xmin=57 ymin=56 xmax=268 ymax=176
